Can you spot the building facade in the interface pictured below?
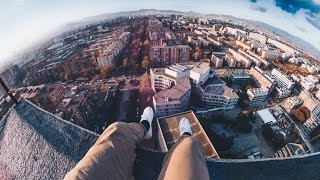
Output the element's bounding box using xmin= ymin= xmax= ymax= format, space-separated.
xmin=149 ymin=45 xmax=191 ymax=67
xmin=247 ymin=88 xmax=268 ymax=106
xmin=249 ymin=67 xmax=275 ymax=93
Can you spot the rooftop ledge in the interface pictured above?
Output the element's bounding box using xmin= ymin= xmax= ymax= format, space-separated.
xmin=0 ymin=100 xmax=319 ymax=179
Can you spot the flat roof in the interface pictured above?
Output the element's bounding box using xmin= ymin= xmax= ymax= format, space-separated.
xmin=201 ymin=76 xmax=226 ymax=89
xmin=157 ymin=111 xmax=219 ymax=158
xmin=188 ymin=62 xmax=210 ymax=74
xmin=151 ymin=68 xmax=191 ymax=104
xmin=204 ymin=85 xmax=239 ymax=98
xmin=257 ymin=109 xmax=277 ymax=124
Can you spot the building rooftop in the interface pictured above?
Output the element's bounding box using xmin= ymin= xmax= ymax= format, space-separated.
xmin=157 ymin=111 xmax=219 ymax=158
xmin=248 ymin=88 xmax=269 ymax=96
xmin=1 ymin=100 xmax=320 ymax=179
xmin=188 ymin=62 xmax=210 ymax=75
xmin=200 ymin=76 xmax=225 ymax=89
xmin=0 ymin=100 xmax=98 ymax=179
xmin=257 ymin=108 xmax=277 ymax=124
xmin=231 ymin=72 xmax=251 ymax=79
xmin=151 ymin=68 xmax=191 ymax=104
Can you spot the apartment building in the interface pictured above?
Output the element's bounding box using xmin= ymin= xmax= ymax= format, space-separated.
xmin=230 ymin=72 xmax=251 ymax=87
xmin=96 ymin=32 xmax=131 ymax=68
xmin=247 ymin=88 xmax=268 ymax=105
xmin=1 ymin=65 xmax=23 ymax=88
xmin=273 ymin=143 xmax=306 ymax=158
xmin=249 ymin=67 xmax=275 ymax=93
xmin=261 ymin=49 xmax=282 ymax=60
xmin=299 ymin=90 xmax=320 ymax=133
xmin=196 ymin=78 xmax=239 ymax=109
xmin=271 ymin=69 xmax=295 ymax=90
xmin=150 ymin=68 xmax=191 ymax=117
xmin=149 ymin=45 xmax=191 ymax=67
xmin=228 ymin=48 xmax=252 ymax=68
xmin=157 ymin=111 xmax=219 ymax=158
xmin=249 ymin=32 xmax=268 ymax=44
xmin=151 ymin=62 xmax=238 ymax=116
xmin=281 ymin=96 xmax=303 ymax=112
xmin=211 ymin=52 xmax=225 ymax=69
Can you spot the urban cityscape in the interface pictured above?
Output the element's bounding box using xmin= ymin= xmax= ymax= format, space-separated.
xmin=0 ymin=4 xmax=320 ymax=180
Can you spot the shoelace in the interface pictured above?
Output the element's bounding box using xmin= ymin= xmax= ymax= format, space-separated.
xmin=181 ymin=126 xmax=191 ymax=133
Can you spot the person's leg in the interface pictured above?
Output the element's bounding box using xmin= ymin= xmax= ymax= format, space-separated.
xmin=158 ymin=118 xmax=210 ymax=180
xmin=65 ymin=107 xmax=154 ymax=180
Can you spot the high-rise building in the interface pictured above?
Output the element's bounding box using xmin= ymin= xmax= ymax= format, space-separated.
xmin=247 ymin=88 xmax=268 ymax=106
xmin=149 ymin=45 xmax=191 ymax=67
xmin=299 ymin=90 xmax=320 ymax=133
xmin=211 ymin=52 xmax=225 ymax=69
xmin=228 ymin=48 xmax=252 ymax=68
xmin=151 ymin=62 xmax=238 ymax=117
xmin=271 ymin=69 xmax=295 ymax=90
xmin=0 ymin=65 xmax=23 ymax=88
xmin=249 ymin=67 xmax=275 ymax=93
xmin=273 ymin=143 xmax=306 ymax=158
xmin=230 ymin=72 xmax=251 ymax=87
xmin=157 ymin=111 xmax=219 ymax=158
xmin=281 ymin=96 xmax=303 ymax=112
xmin=150 ymin=67 xmax=191 ymax=118
xmin=249 ymin=32 xmax=268 ymax=44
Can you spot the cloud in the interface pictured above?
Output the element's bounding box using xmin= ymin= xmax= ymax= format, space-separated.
xmin=246 ymin=0 xmax=320 ymax=50
xmin=313 ymin=0 xmax=320 ymax=5
xmin=250 ymin=4 xmax=268 ymax=12
xmin=251 ymin=0 xmax=320 ymax=14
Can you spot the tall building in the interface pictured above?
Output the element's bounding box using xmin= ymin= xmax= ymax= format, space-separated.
xmin=149 ymin=45 xmax=191 ymax=67
xmin=211 ymin=52 xmax=225 ymax=69
xmin=230 ymin=72 xmax=251 ymax=87
xmin=299 ymin=90 xmax=320 ymax=133
xmin=249 ymin=32 xmax=267 ymax=44
xmin=247 ymin=88 xmax=268 ymax=106
xmin=151 ymin=62 xmax=238 ymax=117
xmin=273 ymin=143 xmax=306 ymax=158
xmin=271 ymin=69 xmax=295 ymax=90
xmin=249 ymin=67 xmax=275 ymax=93
xmin=228 ymin=48 xmax=252 ymax=68
xmin=0 ymin=65 xmax=23 ymax=88
xmin=196 ymin=78 xmax=239 ymax=109
xmin=96 ymin=32 xmax=131 ymax=68
xmin=157 ymin=111 xmax=219 ymax=158
xmin=281 ymin=96 xmax=303 ymax=112
xmin=150 ymin=67 xmax=191 ymax=118
xmin=275 ymin=87 xmax=292 ymax=99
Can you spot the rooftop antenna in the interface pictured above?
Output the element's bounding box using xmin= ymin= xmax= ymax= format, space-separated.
xmin=0 ymin=77 xmax=18 ymax=104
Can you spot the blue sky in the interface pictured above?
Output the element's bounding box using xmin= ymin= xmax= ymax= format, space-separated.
xmin=0 ymin=0 xmax=320 ymax=64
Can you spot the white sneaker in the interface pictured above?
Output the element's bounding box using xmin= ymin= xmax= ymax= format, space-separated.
xmin=140 ymin=107 xmax=154 ymax=139
xmin=179 ymin=117 xmax=193 ymax=136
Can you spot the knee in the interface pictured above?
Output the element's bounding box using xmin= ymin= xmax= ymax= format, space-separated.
xmin=109 ymin=122 xmax=122 ymax=129
xmin=102 ymin=122 xmax=123 ymax=134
